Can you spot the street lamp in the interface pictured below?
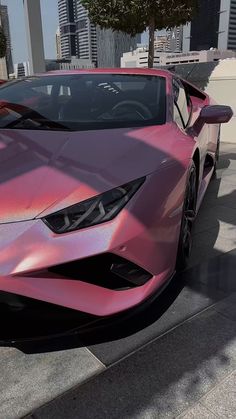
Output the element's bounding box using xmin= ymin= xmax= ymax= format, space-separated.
xmin=23 ymin=0 xmax=45 ymax=75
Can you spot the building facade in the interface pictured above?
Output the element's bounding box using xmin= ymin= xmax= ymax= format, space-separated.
xmin=121 ymin=47 xmax=161 ymax=68
xmin=58 ymin=0 xmax=140 ymax=67
xmin=13 ymin=62 xmax=30 ymax=78
xmin=121 ymin=47 xmax=236 ymax=68
xmin=154 ymin=28 xmax=183 ymax=53
xmin=0 ymin=4 xmax=13 ymax=75
xmin=56 ymin=27 xmax=62 ymax=59
xmin=221 ymin=0 xmax=236 ymax=51
xmin=58 ymin=0 xmax=97 ymax=62
xmin=97 ymin=28 xmax=141 ymax=67
xmin=183 ymin=0 xmax=236 ymax=52
xmin=154 ymin=35 xmax=169 ymax=52
xmin=0 ymin=58 xmax=7 ymax=79
xmin=23 ymin=0 xmax=45 ymax=74
xmin=74 ymin=0 xmax=97 ymax=62
xmin=58 ymin=0 xmax=77 ymax=58
xmin=167 ymin=27 xmax=183 ymax=52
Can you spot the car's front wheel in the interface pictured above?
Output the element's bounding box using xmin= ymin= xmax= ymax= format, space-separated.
xmin=176 ymin=162 xmax=197 ymax=271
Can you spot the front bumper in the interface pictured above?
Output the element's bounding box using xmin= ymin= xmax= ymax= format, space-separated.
xmin=0 ymin=178 xmax=181 ymax=316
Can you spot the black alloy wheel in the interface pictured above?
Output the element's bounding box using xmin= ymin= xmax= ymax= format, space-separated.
xmin=176 ymin=162 xmax=197 ymax=271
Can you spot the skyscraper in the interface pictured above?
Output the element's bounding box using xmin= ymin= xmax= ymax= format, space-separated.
xmin=56 ymin=27 xmax=62 ymax=59
xmin=0 ymin=4 xmax=13 ymax=74
xmin=75 ymin=0 xmax=97 ymax=62
xmin=96 ymin=28 xmax=141 ymax=67
xmin=23 ymin=0 xmax=45 ymax=75
xmin=183 ymin=0 xmax=236 ymax=52
xmin=167 ymin=27 xmax=183 ymax=52
xmin=58 ymin=0 xmax=140 ymax=67
xmin=58 ymin=0 xmax=77 ymax=58
xmin=14 ymin=62 xmax=30 ymax=78
xmin=223 ymin=0 xmax=236 ymax=51
xmin=154 ymin=28 xmax=183 ymax=53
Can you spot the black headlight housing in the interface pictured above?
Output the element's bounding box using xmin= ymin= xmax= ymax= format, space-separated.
xmin=43 ymin=177 xmax=145 ymax=234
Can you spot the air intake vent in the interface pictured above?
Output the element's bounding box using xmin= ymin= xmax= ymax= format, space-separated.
xmin=46 ymin=253 xmax=152 ymax=290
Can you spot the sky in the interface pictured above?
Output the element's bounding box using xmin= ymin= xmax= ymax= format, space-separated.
xmin=2 ymin=0 xmax=59 ymax=64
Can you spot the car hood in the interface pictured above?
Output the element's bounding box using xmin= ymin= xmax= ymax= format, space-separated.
xmin=0 ymin=125 xmax=192 ymax=223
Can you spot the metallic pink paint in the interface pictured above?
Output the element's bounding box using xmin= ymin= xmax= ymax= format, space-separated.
xmin=0 ymin=69 xmax=232 ymax=316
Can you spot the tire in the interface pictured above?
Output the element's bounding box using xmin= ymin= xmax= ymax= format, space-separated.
xmin=176 ymin=161 xmax=197 ymax=271
xmin=213 ymin=126 xmax=221 ymax=175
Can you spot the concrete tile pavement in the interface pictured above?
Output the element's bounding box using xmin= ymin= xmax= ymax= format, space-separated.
xmin=29 ymin=303 xmax=236 ymax=419
xmin=214 ymin=294 xmax=236 ymax=322
xmin=0 ymin=347 xmax=104 ymax=419
xmin=179 ymin=404 xmax=217 ymax=418
xmin=201 ymin=371 xmax=236 ymax=418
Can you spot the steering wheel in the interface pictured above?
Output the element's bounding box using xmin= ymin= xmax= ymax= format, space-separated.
xmin=111 ymin=100 xmax=152 ymax=120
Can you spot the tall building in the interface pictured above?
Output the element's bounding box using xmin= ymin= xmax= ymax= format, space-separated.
xmin=0 ymin=4 xmax=13 ymax=75
xmin=167 ymin=27 xmax=183 ymax=52
xmin=221 ymin=0 xmax=236 ymax=51
xmin=97 ymin=28 xmax=141 ymax=67
xmin=75 ymin=0 xmax=97 ymax=62
xmin=58 ymin=0 xmax=77 ymax=58
xmin=56 ymin=27 xmax=62 ymax=59
xmin=58 ymin=0 xmax=140 ymax=67
xmin=154 ymin=28 xmax=183 ymax=53
xmin=0 ymin=57 xmax=7 ymax=79
xmin=183 ymin=0 xmax=236 ymax=52
xmin=14 ymin=62 xmax=30 ymax=78
xmin=154 ymin=35 xmax=169 ymax=52
xmin=23 ymin=0 xmax=45 ymax=74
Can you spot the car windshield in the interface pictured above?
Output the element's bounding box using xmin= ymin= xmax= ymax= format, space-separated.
xmin=0 ymin=74 xmax=166 ymax=131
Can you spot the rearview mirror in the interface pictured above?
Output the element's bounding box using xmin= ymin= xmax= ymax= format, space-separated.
xmin=189 ymin=105 xmax=233 ymax=136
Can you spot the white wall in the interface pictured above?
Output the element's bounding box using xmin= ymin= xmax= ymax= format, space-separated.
xmin=205 ymin=59 xmax=236 ymax=144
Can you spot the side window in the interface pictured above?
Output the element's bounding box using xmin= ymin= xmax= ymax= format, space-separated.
xmin=173 ymin=79 xmax=191 ymax=129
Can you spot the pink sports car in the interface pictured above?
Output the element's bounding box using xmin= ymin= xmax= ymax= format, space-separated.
xmin=0 ymin=69 xmax=232 ymax=317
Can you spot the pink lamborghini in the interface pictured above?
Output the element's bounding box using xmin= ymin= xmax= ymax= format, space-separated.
xmin=0 ymin=69 xmax=232 ymax=317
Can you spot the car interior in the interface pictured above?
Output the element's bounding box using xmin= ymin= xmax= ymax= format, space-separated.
xmin=0 ymin=75 xmax=167 ymax=129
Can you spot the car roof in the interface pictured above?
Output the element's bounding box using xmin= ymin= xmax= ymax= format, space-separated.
xmin=39 ymin=68 xmax=173 ymax=79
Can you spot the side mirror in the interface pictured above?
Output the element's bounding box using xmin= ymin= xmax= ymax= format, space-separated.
xmin=188 ymin=105 xmax=233 ymax=136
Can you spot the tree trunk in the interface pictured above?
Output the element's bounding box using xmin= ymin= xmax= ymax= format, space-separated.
xmin=148 ymin=17 xmax=155 ymax=68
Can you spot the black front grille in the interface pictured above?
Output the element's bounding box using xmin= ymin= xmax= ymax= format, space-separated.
xmin=47 ymin=253 xmax=152 ymax=290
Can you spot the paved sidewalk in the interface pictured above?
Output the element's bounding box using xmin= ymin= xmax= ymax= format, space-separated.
xmin=1 ymin=143 xmax=236 ymax=419
xmin=29 ymin=292 xmax=236 ymax=419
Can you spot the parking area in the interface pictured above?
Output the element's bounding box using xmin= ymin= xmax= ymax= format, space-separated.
xmin=0 ymin=143 xmax=236 ymax=419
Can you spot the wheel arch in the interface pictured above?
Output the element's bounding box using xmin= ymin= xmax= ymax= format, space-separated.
xmin=192 ymin=148 xmax=200 ymax=192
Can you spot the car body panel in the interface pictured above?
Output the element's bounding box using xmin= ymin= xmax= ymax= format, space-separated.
xmin=0 ymin=123 xmax=193 ymax=223
xmin=0 ymin=68 xmax=230 ymax=316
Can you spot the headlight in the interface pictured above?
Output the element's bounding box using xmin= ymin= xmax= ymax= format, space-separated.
xmin=43 ymin=177 xmax=145 ymax=234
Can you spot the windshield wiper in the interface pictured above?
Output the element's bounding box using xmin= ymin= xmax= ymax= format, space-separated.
xmin=5 ymin=117 xmax=70 ymax=131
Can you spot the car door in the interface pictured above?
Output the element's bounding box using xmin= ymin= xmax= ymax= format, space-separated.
xmin=173 ymin=78 xmax=192 ymax=131
xmin=173 ymin=78 xmax=209 ymax=181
